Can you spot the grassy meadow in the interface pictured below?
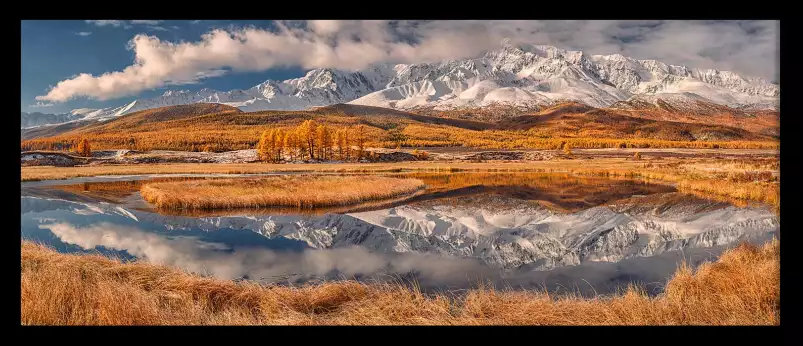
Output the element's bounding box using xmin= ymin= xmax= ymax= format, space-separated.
xmin=20 ymin=239 xmax=779 ymax=325
xmin=140 ymin=175 xmax=425 ymax=210
xmin=22 ymin=156 xmax=780 ymax=213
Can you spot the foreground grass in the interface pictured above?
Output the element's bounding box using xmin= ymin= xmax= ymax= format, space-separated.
xmin=140 ymin=176 xmax=425 ymax=210
xmin=20 ymin=239 xmax=779 ymax=325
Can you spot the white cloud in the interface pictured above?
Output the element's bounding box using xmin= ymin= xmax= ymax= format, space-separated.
xmin=130 ymin=20 xmax=163 ymax=25
xmin=85 ymin=20 xmax=165 ymax=30
xmin=85 ymin=20 xmax=128 ymax=28
xmin=29 ymin=101 xmax=54 ymax=108
xmin=147 ymin=26 xmax=169 ymax=32
xmin=75 ymin=31 xmax=92 ymax=36
xmin=39 ymin=20 xmax=779 ymax=102
xmin=189 ymin=20 xmax=201 ymax=24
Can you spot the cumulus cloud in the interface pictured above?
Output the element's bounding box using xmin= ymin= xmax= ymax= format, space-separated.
xmin=75 ymin=31 xmax=92 ymax=37
xmin=39 ymin=20 xmax=779 ymax=102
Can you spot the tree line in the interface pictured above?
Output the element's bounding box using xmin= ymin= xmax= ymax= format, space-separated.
xmin=257 ymin=120 xmax=369 ymax=162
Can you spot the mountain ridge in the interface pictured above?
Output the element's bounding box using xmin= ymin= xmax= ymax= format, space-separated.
xmin=24 ymin=43 xmax=779 ymax=129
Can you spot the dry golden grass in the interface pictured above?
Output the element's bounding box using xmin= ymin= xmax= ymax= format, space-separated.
xmin=21 ymin=157 xmax=779 ymax=213
xmin=18 ymin=157 xmax=767 ymax=181
xmin=140 ymin=175 xmax=425 ymax=210
xmin=21 ymin=239 xmax=779 ymax=325
xmin=20 ymin=162 xmax=416 ymax=181
xmin=49 ymin=177 xmax=205 ymax=203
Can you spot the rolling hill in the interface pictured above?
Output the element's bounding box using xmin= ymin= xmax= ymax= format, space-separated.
xmin=21 ymin=102 xmax=778 ymax=153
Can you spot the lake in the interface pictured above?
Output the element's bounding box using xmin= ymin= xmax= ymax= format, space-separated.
xmin=20 ymin=172 xmax=779 ymax=297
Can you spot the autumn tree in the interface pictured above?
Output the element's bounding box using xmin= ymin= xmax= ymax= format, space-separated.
xmin=334 ymin=129 xmax=343 ymax=160
xmin=352 ymin=125 xmax=367 ymax=161
xmin=315 ymin=124 xmax=331 ymax=160
xmin=387 ymin=127 xmax=406 ymax=149
xmin=257 ymin=129 xmax=276 ymax=162
xmin=296 ymin=130 xmax=309 ymax=161
xmin=274 ymin=129 xmax=285 ymax=162
xmin=335 ymin=129 xmax=349 ymax=161
xmin=634 ymin=151 xmax=642 ymax=160
xmin=284 ymin=131 xmax=296 ymax=161
xmin=76 ymin=138 xmax=92 ymax=157
xmin=297 ymin=120 xmax=317 ymax=160
xmin=563 ymin=143 xmax=573 ymax=157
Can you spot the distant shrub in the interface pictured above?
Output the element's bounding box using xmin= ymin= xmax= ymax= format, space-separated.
xmin=412 ymin=149 xmax=430 ymax=161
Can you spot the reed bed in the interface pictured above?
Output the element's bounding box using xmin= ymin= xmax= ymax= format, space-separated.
xmin=20 ymin=239 xmax=779 ymax=325
xmin=139 ymin=175 xmax=426 ymax=210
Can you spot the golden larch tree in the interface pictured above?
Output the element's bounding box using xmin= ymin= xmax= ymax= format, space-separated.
xmin=275 ymin=129 xmax=285 ymax=162
xmin=315 ymin=124 xmax=330 ymax=160
xmin=257 ymin=130 xmax=273 ymax=162
xmin=76 ymin=138 xmax=92 ymax=157
xmin=334 ymin=129 xmax=346 ymax=160
xmin=297 ymin=120 xmax=317 ymax=160
xmin=283 ymin=131 xmax=295 ymax=161
xmin=352 ymin=125 xmax=367 ymax=161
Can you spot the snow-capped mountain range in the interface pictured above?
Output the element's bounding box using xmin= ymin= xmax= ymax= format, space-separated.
xmin=24 ymin=43 xmax=779 ymax=128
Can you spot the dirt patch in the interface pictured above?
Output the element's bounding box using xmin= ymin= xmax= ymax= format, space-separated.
xmin=21 ymin=151 xmax=88 ymax=167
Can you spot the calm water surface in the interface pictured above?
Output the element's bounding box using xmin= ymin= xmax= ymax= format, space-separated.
xmin=20 ymin=173 xmax=779 ymax=296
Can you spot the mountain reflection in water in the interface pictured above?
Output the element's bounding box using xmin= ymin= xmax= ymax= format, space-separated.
xmin=21 ymin=173 xmax=779 ymax=297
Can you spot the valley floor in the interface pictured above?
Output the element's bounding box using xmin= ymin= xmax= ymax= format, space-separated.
xmin=21 ymin=155 xmax=780 ymax=212
xmin=20 ymin=239 xmax=779 ymax=325
xmin=20 ymin=151 xmax=781 ymax=326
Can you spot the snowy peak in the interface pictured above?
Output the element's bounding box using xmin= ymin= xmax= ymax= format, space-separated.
xmin=28 ymin=43 xmax=777 ymax=129
xmin=20 ymin=111 xmax=81 ymax=128
xmin=351 ymin=44 xmax=778 ymax=111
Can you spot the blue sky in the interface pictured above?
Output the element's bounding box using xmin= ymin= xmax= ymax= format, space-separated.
xmin=21 ymin=20 xmax=305 ymax=113
xmin=22 ymin=20 xmax=779 ymax=114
